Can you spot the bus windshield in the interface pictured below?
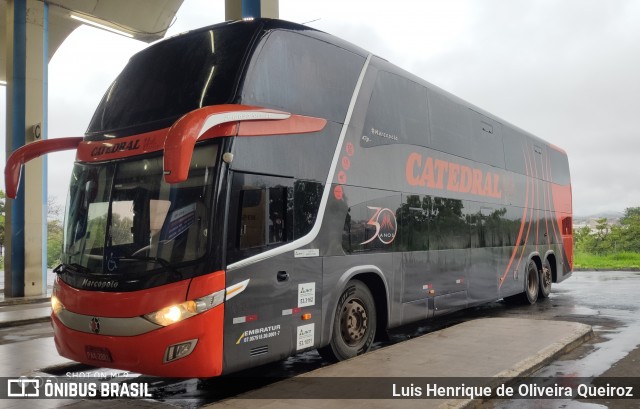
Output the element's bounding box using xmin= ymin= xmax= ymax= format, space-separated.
xmin=86 ymin=21 xmax=257 ymax=137
xmin=62 ymin=143 xmax=218 ymax=275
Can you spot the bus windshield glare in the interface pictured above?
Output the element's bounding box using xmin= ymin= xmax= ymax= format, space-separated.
xmin=62 ymin=144 xmax=218 ymax=275
xmin=86 ymin=22 xmax=256 ymax=137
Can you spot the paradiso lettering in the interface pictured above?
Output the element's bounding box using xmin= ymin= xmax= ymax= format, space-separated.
xmin=405 ymin=152 xmax=502 ymax=199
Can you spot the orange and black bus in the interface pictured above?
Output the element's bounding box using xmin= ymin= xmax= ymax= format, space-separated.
xmin=6 ymin=19 xmax=572 ymax=377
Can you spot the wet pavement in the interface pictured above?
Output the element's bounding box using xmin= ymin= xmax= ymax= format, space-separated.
xmin=0 ymin=270 xmax=638 ymax=408
xmin=489 ymin=270 xmax=640 ymax=409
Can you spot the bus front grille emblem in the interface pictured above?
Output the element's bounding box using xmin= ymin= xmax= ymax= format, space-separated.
xmin=90 ymin=317 xmax=101 ymax=334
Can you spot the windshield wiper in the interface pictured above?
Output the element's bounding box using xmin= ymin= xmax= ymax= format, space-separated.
xmin=116 ymin=256 xmax=183 ymax=279
xmin=54 ymin=263 xmax=94 ymax=276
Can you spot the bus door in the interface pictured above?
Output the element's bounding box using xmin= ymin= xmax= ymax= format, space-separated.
xmin=223 ymin=172 xmax=322 ymax=373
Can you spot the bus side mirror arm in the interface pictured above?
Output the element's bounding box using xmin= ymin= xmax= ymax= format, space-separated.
xmin=4 ymin=137 xmax=84 ymax=199
xmin=163 ymin=104 xmax=326 ymax=184
xmin=163 ymin=105 xmax=290 ymax=184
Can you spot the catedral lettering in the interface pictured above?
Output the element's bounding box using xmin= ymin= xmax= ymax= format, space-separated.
xmin=90 ymin=139 xmax=140 ymax=157
xmin=405 ymin=152 xmax=502 ymax=198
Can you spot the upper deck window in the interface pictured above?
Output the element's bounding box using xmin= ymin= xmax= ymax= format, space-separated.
xmin=428 ymin=91 xmax=473 ymax=160
xmin=549 ymin=147 xmax=571 ymax=186
xmin=242 ymin=30 xmax=365 ymax=123
xmin=86 ymin=22 xmax=257 ymax=137
xmin=361 ymin=71 xmax=429 ymax=148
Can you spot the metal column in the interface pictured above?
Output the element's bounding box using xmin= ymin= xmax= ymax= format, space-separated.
xmin=4 ymin=0 xmax=48 ymax=297
xmin=225 ymin=0 xmax=279 ymax=20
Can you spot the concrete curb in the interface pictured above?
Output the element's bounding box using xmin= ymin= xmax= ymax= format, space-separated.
xmin=0 ymin=296 xmax=51 ymax=307
xmin=203 ymin=318 xmax=594 ymax=409
xmin=0 ymin=315 xmax=51 ymax=329
xmin=438 ymin=323 xmax=594 ymax=409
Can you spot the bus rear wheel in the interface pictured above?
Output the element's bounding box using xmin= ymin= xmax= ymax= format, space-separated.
xmin=318 ymin=280 xmax=376 ymax=362
xmin=539 ymin=259 xmax=552 ymax=298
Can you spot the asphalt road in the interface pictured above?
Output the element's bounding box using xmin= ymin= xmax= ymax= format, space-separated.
xmin=1 ymin=270 xmax=638 ymax=408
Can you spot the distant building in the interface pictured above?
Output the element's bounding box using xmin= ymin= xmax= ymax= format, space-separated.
xmin=573 ymin=216 xmax=620 ymax=232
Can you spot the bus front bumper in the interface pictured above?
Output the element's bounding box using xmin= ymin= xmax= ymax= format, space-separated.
xmin=51 ymin=305 xmax=224 ymax=378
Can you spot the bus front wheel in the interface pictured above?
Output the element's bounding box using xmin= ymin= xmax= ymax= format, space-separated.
xmin=318 ymin=280 xmax=376 ymax=362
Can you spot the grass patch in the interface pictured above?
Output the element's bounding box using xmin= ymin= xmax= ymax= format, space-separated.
xmin=574 ymin=251 xmax=640 ymax=270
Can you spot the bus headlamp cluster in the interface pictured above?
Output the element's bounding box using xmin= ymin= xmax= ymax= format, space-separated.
xmin=144 ymin=289 xmax=225 ymax=327
xmin=51 ymin=295 xmax=65 ymax=316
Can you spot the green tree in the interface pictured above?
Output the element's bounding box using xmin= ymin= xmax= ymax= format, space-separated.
xmin=47 ymin=219 xmax=64 ymax=268
xmin=617 ymin=207 xmax=640 ymax=252
xmin=589 ymin=218 xmax=611 ymax=255
xmin=47 ymin=196 xmax=64 ymax=268
xmin=573 ymin=225 xmax=592 ymax=252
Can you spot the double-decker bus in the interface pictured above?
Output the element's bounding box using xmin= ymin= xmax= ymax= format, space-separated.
xmin=5 ymin=18 xmax=572 ymax=378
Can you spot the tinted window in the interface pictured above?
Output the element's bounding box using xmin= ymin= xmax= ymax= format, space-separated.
xmin=549 ymin=147 xmax=570 ymax=186
xmin=230 ymin=122 xmax=342 ymax=182
xmin=343 ymin=192 xmax=400 ymax=254
xmin=470 ymin=110 xmax=505 ymax=168
xmin=429 ymin=91 xmax=472 ymax=159
xmin=396 ymin=195 xmax=430 ymax=251
xmin=228 ymin=173 xmax=324 ymax=263
xmin=361 ymin=71 xmax=429 ymax=148
xmin=294 ymin=181 xmax=324 ymax=238
xmin=238 ymin=187 xmax=288 ymax=249
xmin=503 ymin=127 xmax=526 ymax=175
xmin=428 ymin=197 xmax=470 ymax=250
xmin=470 ymin=206 xmax=508 ymax=248
xmin=242 ymin=31 xmax=365 ymax=123
xmin=87 ymin=23 xmax=256 ymax=137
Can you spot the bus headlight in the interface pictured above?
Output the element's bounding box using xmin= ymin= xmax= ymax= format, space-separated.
xmin=143 ymin=289 xmax=225 ymax=327
xmin=51 ymin=295 xmax=65 ymax=316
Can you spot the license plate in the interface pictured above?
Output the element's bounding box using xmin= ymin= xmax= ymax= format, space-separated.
xmin=85 ymin=346 xmax=113 ymax=363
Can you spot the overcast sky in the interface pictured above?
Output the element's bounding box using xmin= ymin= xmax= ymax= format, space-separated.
xmin=2 ymin=0 xmax=639 ymax=217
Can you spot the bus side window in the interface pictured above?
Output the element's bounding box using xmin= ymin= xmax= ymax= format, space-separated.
xmin=238 ymin=187 xmax=288 ymax=249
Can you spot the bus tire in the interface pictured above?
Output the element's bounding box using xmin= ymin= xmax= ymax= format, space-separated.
xmin=503 ymin=260 xmax=539 ymax=305
xmin=539 ymin=259 xmax=552 ymax=298
xmin=523 ymin=259 xmax=540 ymax=304
xmin=318 ymin=280 xmax=376 ymax=362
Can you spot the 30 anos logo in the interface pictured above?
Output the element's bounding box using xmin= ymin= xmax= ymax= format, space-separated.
xmin=360 ymin=206 xmax=397 ymax=245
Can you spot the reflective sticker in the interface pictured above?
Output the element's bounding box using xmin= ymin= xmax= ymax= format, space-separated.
xmin=282 ymin=307 xmax=301 ymax=316
xmin=298 ymin=283 xmax=315 ymax=308
xmin=233 ymin=315 xmax=258 ymax=324
xmin=337 ymin=170 xmax=347 ymax=184
xmin=294 ymin=249 xmax=320 ymax=258
xmin=296 ymin=323 xmax=315 ymax=351
xmin=341 ymin=156 xmax=351 ymax=170
xmin=345 ymin=142 xmax=355 ymax=157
